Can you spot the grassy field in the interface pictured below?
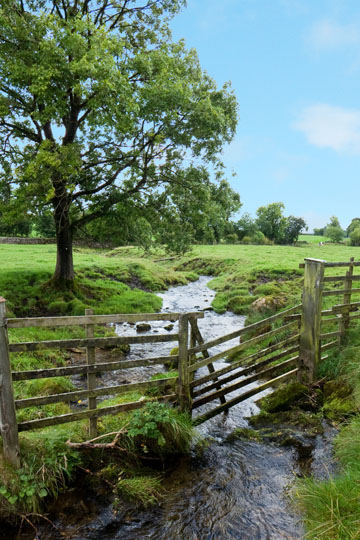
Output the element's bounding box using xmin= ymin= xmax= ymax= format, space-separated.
xmin=298 ymin=234 xmax=332 ymax=244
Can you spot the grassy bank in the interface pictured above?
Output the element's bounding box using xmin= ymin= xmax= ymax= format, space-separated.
xmin=293 ymin=320 xmax=360 ymax=540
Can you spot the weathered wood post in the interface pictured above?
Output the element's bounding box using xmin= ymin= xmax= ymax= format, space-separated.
xmin=0 ymin=298 xmax=20 ymax=468
xmin=298 ymin=258 xmax=325 ymax=384
xmin=85 ymin=308 xmax=97 ymax=437
xmin=177 ymin=314 xmax=191 ymax=412
xmin=338 ymin=257 xmax=354 ymax=343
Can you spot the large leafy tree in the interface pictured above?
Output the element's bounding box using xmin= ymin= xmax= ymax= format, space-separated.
xmin=256 ymin=202 xmax=287 ymax=243
xmin=0 ymin=0 xmax=237 ymax=284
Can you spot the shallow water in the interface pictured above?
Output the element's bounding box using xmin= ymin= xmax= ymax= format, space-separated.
xmin=6 ymin=277 xmax=337 ymax=540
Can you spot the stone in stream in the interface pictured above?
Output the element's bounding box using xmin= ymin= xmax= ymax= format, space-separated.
xmin=164 ymin=324 xmax=174 ymax=331
xmin=136 ymin=323 xmax=151 ymax=332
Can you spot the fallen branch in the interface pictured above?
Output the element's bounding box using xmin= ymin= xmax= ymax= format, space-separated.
xmin=66 ymin=425 xmax=128 ymax=450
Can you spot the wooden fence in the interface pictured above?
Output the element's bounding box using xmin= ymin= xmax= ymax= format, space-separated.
xmin=1 ymin=257 xmax=360 ymax=467
xmin=0 ymin=305 xmax=203 ymax=467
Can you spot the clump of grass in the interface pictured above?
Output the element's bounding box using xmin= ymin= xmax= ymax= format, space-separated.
xmin=0 ymin=432 xmax=80 ymax=518
xmin=294 ymin=471 xmax=360 ymax=539
xmin=116 ymin=474 xmax=162 ymax=506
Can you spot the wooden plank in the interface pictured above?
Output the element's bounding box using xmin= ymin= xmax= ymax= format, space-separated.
xmin=320 ymin=331 xmax=343 ymax=339
xmin=15 ymin=377 xmax=177 ymax=409
xmin=192 ymin=369 xmax=298 ymax=425
xmin=85 ymin=309 xmax=97 ymax=437
xmin=190 ymin=340 xmax=299 ymax=389
xmin=0 ymin=298 xmax=20 ymax=467
xmin=189 ymin=305 xmax=302 ymax=356
xmin=321 ymin=317 xmax=341 ymax=324
xmin=12 ymin=355 xmax=178 ymax=381
xmin=192 ymin=357 xmax=298 ymax=409
xmin=323 ymin=261 xmax=360 ymax=268
xmin=189 ymin=318 xmax=226 ymax=405
xmin=323 ymin=275 xmax=360 ymax=282
xmin=298 ymin=259 xmax=324 ymax=383
xmin=189 ymin=321 xmax=298 ymax=372
xmin=284 ymin=314 xmax=301 ymax=321
xmin=321 ymin=340 xmax=338 ymax=352
xmin=348 ymin=312 xmax=360 ymax=321
xmin=322 ymin=288 xmax=360 ymax=297
xmin=7 ymin=312 xmax=204 ymax=329
xmin=17 ymin=394 xmax=177 ymax=432
xmin=192 ymin=349 xmax=300 ymax=396
xmin=9 ymin=333 xmax=179 ymax=352
xmin=331 ymin=302 xmax=360 ymax=313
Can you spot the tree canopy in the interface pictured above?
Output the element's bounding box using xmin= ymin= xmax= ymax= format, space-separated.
xmin=0 ymin=0 xmax=238 ymax=282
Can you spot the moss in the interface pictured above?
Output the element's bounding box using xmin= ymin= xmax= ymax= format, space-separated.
xmin=248 ymin=409 xmax=324 ymax=435
xmin=226 ymin=427 xmax=262 ymax=442
xmin=322 ymin=380 xmax=357 ymax=421
xmin=323 ymin=397 xmax=357 ymax=420
xmin=256 ymin=381 xmax=308 ymax=413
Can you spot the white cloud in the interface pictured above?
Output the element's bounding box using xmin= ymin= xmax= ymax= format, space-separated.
xmin=294 ymin=104 xmax=360 ymax=154
xmin=307 ymin=19 xmax=360 ymax=50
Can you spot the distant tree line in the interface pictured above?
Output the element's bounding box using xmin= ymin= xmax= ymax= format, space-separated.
xmin=225 ymin=202 xmax=307 ymax=246
xmin=314 ymin=215 xmax=360 ymax=245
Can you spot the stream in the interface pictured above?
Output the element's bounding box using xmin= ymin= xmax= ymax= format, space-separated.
xmin=8 ymin=277 xmax=337 ymax=540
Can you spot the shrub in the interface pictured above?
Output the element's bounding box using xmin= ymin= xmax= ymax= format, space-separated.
xmin=349 ymin=226 xmax=360 ymax=246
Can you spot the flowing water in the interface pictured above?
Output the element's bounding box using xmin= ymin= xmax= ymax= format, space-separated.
xmin=6 ymin=277 xmax=337 ymax=540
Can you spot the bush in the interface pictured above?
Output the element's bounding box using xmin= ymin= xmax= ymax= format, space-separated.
xmin=251 ymin=230 xmax=266 ymax=245
xmin=350 ymin=226 xmax=360 ymax=246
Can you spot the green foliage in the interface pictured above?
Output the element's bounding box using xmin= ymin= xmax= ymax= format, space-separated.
xmin=256 ymin=202 xmax=287 ymax=243
xmin=0 ymin=434 xmax=80 ymax=517
xmin=349 ymin=226 xmax=360 ymax=246
xmin=128 ymin=402 xmax=173 ymax=446
xmin=127 ymin=402 xmax=195 ymax=456
xmin=326 ymin=225 xmax=345 ymax=243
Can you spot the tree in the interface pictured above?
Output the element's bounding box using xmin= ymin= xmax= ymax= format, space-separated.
xmin=328 ymin=216 xmax=341 ymax=228
xmin=282 ymin=216 xmax=307 ymax=244
xmin=350 ymin=227 xmax=360 ymax=246
xmin=347 ymin=218 xmax=360 ymax=237
xmin=0 ymin=0 xmax=238 ymax=284
xmin=326 ymin=226 xmax=345 ymax=243
xmin=256 ymin=202 xmax=286 ymax=243
xmin=325 ymin=216 xmax=345 ymax=243
xmin=233 ymin=212 xmax=257 ymax=241
xmin=313 ymin=227 xmax=325 ymax=236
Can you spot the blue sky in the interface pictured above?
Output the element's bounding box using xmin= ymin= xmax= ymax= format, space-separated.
xmin=171 ymin=0 xmax=360 ymax=231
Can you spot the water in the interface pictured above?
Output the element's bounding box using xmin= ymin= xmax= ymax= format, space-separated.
xmin=6 ymin=277 xmax=337 ymax=540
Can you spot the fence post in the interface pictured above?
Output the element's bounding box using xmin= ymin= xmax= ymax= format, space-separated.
xmin=85 ymin=308 xmax=97 ymax=438
xmin=298 ymin=258 xmax=325 ymax=384
xmin=338 ymin=257 xmax=354 ymax=344
xmin=177 ymin=314 xmax=191 ymax=412
xmin=0 ymin=298 xmax=20 ymax=468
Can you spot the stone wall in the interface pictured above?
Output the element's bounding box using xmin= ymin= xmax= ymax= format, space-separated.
xmin=0 ymin=237 xmax=55 ymax=244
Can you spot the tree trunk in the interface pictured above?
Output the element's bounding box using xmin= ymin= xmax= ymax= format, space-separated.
xmin=53 ymin=190 xmax=75 ymax=285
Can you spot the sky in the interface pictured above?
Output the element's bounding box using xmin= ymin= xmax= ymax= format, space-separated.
xmin=170 ymin=0 xmax=360 ymax=232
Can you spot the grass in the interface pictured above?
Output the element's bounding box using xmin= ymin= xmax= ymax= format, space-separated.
xmin=293 ymin=319 xmax=360 ymax=539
